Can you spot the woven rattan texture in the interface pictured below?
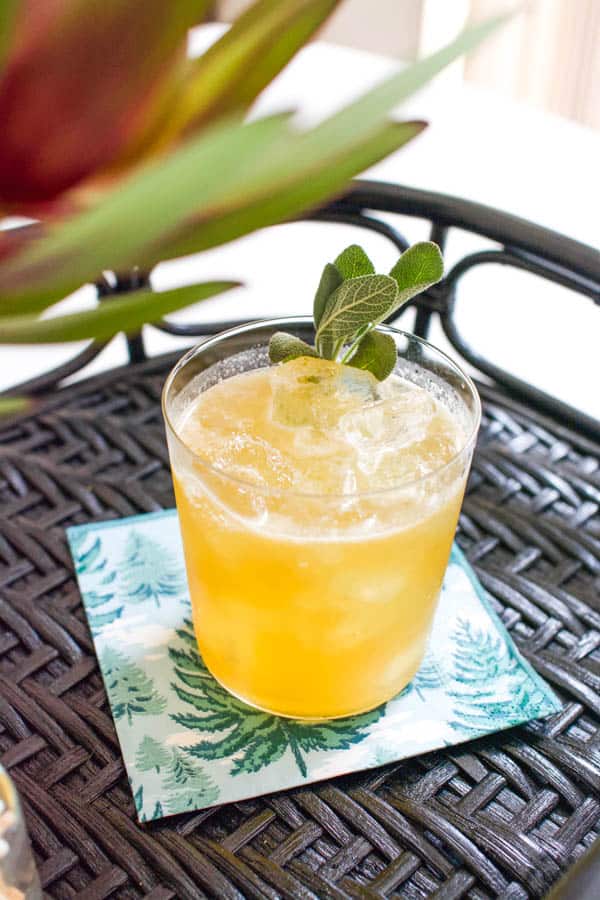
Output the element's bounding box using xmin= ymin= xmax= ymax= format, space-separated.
xmin=0 ymin=354 xmax=598 ymax=900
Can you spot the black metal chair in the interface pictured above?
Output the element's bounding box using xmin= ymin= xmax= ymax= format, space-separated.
xmin=0 ymin=180 xmax=598 ymax=898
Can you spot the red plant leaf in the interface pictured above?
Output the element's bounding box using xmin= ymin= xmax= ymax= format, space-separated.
xmin=0 ymin=0 xmax=208 ymax=208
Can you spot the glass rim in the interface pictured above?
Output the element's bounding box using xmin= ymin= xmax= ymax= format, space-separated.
xmin=161 ymin=316 xmax=482 ymax=500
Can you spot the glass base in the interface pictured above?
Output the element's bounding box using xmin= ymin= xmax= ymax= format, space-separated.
xmin=210 ymin=663 xmax=422 ymax=721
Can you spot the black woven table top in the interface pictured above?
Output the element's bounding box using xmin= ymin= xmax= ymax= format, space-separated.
xmin=0 ymin=352 xmax=598 ymax=900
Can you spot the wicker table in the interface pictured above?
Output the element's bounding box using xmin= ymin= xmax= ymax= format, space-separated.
xmin=0 ymin=182 xmax=599 ymax=898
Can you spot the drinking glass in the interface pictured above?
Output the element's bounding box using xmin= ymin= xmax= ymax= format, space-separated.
xmin=0 ymin=767 xmax=41 ymax=900
xmin=163 ymin=318 xmax=480 ymax=719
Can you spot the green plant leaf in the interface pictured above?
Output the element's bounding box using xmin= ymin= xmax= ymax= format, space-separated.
xmin=73 ymin=536 xmax=103 ymax=575
xmin=290 ymin=710 xmax=383 ymax=754
xmin=334 ymin=244 xmax=375 ymax=280
xmin=0 ymin=114 xmax=291 ymax=313
xmin=169 ymin=0 xmax=341 ymax=135
xmin=268 ymin=331 xmax=318 ymax=363
xmin=0 ymin=0 xmax=18 ymax=74
xmin=0 ymin=13 xmax=503 ymax=320
xmin=313 ymin=262 xmax=343 ymax=328
xmin=0 ymin=116 xmax=414 ymax=316
xmin=347 ymin=330 xmax=397 ymax=381
xmin=0 ymin=396 xmax=31 ymax=416
xmin=388 ymin=241 xmax=443 ymax=309
xmin=319 ymin=14 xmax=509 ymax=140
xmin=133 ymin=785 xmax=144 ymax=816
xmin=156 ymin=14 xmax=507 ymax=259
xmin=316 ymin=274 xmax=398 ymax=349
xmin=0 ymin=281 xmax=238 ymax=343
xmin=156 ymin=121 xmax=426 ymax=266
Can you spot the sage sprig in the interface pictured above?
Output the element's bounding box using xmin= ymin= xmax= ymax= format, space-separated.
xmin=269 ymin=241 xmax=443 ymax=381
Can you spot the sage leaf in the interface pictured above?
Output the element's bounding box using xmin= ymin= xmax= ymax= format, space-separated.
xmin=334 ymin=244 xmax=374 ymax=280
xmin=313 ymin=262 xmax=342 ymax=328
xmin=269 ymin=331 xmax=318 ymax=363
xmin=270 ymin=240 xmax=444 ymax=383
xmin=388 ymin=241 xmax=443 ymax=311
xmin=348 ymin=330 xmax=397 ymax=381
xmin=316 ymin=274 xmax=398 ymax=348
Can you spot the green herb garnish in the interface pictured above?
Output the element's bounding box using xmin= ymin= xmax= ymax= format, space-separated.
xmin=268 ymin=241 xmax=443 ymax=381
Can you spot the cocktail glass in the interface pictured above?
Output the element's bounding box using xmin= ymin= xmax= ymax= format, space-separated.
xmin=163 ymin=318 xmax=480 ymax=719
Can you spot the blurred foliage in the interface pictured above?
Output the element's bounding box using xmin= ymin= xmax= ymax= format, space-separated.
xmin=0 ymin=0 xmax=505 ymax=347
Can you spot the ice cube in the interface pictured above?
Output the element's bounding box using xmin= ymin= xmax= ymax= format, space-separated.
xmin=338 ymin=386 xmax=437 ymax=452
xmin=270 ymin=357 xmax=379 ymax=429
xmin=337 ymin=380 xmax=458 ymax=486
xmin=207 ymin=433 xmax=295 ymax=490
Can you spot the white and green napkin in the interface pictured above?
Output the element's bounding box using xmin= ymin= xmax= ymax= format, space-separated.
xmin=67 ymin=510 xmax=560 ymax=823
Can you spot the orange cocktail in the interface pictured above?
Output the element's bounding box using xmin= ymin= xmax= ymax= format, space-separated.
xmin=163 ymin=320 xmax=479 ymax=719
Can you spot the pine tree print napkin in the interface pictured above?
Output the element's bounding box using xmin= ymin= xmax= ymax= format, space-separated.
xmin=67 ymin=510 xmax=560 ymax=823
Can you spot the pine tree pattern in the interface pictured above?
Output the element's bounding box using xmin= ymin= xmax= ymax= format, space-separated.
xmin=68 ymin=515 xmax=560 ymax=821
xmin=133 ymin=784 xmax=144 ymax=820
xmin=133 ymin=737 xmax=219 ymax=816
xmin=102 ymin=648 xmax=166 ymax=725
xmin=120 ymin=531 xmax=186 ymax=607
xmin=447 ymin=618 xmax=547 ymax=734
xmin=70 ymin=532 xmax=123 ymax=634
xmin=152 ymin=801 xmax=164 ymax=819
xmin=135 ymin=735 xmax=171 ymax=773
xmin=410 ymin=653 xmax=445 ymax=701
xmin=169 ymin=620 xmax=384 ymax=777
xmin=70 ymin=530 xmax=103 ymax=577
xmin=163 ymin=746 xmax=219 ymax=813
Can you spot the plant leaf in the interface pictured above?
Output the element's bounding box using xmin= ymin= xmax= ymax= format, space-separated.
xmin=0 ymin=118 xmax=421 ymax=317
xmin=158 ymin=121 xmax=425 ymax=263
xmin=0 ymin=396 xmax=31 ymax=416
xmin=153 ymin=12 xmax=508 ymax=258
xmin=0 ymin=0 xmax=209 ymax=206
xmin=0 ymin=14 xmax=503 ymax=315
xmin=317 ymin=14 xmax=509 ymax=140
xmin=0 ymin=281 xmax=239 ymax=344
xmin=316 ymin=274 xmax=398 ymax=347
xmin=313 ymin=262 xmax=343 ymax=328
xmin=334 ymin=244 xmax=375 ymax=280
xmin=158 ymin=13 xmax=508 ymax=257
xmin=0 ymin=0 xmax=18 ymax=75
xmin=388 ymin=241 xmax=443 ymax=311
xmin=0 ymin=114 xmax=291 ymax=313
xmin=166 ymin=0 xmax=341 ymax=136
xmin=347 ymin=330 xmax=397 ymax=381
xmin=269 ymin=332 xmax=318 ymax=363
